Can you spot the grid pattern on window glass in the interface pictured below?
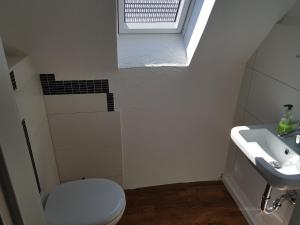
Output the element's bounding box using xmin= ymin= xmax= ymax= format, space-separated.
xmin=124 ymin=0 xmax=182 ymax=23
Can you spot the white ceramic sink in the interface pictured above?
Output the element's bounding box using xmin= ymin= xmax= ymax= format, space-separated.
xmin=231 ymin=126 xmax=300 ymax=189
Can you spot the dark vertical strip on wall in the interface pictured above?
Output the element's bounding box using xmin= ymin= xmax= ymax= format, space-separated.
xmin=107 ymin=93 xmax=115 ymax=112
xmin=9 ymin=71 xmax=17 ymax=90
xmin=101 ymin=79 xmax=109 ymax=93
xmin=0 ymin=214 xmax=4 ymax=225
xmin=0 ymin=145 xmax=25 ymax=225
xmin=21 ymin=120 xmax=41 ymax=193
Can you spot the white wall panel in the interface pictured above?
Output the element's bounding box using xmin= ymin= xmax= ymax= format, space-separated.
xmin=247 ymin=70 xmax=300 ymax=123
xmin=49 ymin=112 xmax=121 ymax=150
xmin=15 ymin=75 xmax=47 ymax=135
xmin=12 ymin=57 xmax=59 ymax=193
xmin=56 ymin=147 xmax=122 ymax=182
xmin=255 ymin=25 xmax=300 ymax=90
xmin=238 ymin=68 xmax=254 ymax=107
xmin=10 ymin=57 xmax=35 ymax=90
xmin=0 ymin=37 xmax=46 ymax=225
xmin=45 ymin=94 xmax=107 ymax=114
xmin=48 ymin=111 xmax=123 ymax=183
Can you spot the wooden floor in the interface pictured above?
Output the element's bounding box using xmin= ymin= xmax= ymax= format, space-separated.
xmin=118 ymin=181 xmax=248 ymax=225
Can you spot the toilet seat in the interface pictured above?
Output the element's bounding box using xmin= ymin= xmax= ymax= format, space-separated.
xmin=44 ymin=179 xmax=126 ymax=225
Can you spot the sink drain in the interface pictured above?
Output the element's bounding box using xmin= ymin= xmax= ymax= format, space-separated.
xmin=270 ymin=161 xmax=282 ymax=169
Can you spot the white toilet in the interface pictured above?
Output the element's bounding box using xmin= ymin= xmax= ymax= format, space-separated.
xmin=44 ymin=178 xmax=126 ymax=225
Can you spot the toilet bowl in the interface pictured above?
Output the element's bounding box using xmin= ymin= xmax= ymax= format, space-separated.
xmin=44 ymin=178 xmax=126 ymax=225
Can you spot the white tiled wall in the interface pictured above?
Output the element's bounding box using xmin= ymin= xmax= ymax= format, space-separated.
xmin=10 ymin=56 xmax=60 ymax=193
xmin=247 ymin=70 xmax=300 ymax=123
xmin=45 ymin=95 xmax=123 ymax=185
xmin=254 ymin=25 xmax=300 ymax=90
xmin=237 ymin=68 xmax=254 ymax=108
xmin=225 ymin=24 xmax=300 ymax=225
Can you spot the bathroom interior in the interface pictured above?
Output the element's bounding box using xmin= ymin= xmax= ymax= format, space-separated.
xmin=1 ymin=0 xmax=300 ymax=225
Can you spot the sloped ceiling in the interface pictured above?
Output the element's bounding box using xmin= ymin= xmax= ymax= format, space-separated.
xmin=281 ymin=0 xmax=300 ymax=27
xmin=0 ymin=0 xmax=295 ymax=78
xmin=0 ymin=0 xmax=117 ymax=77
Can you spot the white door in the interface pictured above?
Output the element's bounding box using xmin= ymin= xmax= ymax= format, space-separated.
xmin=0 ymin=37 xmax=46 ymax=225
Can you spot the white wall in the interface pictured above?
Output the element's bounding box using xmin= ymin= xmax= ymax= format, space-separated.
xmin=0 ymin=0 xmax=295 ymax=188
xmin=110 ymin=0 xmax=295 ymax=188
xmin=224 ymin=23 xmax=300 ymax=225
xmin=9 ymin=56 xmax=60 ymax=193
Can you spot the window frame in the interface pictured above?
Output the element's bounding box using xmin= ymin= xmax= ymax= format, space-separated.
xmin=118 ymin=0 xmax=192 ymax=34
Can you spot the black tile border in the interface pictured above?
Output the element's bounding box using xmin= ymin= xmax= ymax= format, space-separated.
xmin=40 ymin=74 xmax=109 ymax=95
xmin=10 ymin=71 xmax=17 ymax=90
xmin=107 ymin=93 xmax=115 ymax=112
xmin=40 ymin=74 xmax=115 ymax=112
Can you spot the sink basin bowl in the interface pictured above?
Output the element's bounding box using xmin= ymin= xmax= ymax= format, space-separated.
xmin=231 ymin=126 xmax=300 ymax=189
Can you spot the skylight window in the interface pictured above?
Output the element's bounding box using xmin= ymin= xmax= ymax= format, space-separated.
xmin=117 ymin=0 xmax=217 ymax=68
xmin=124 ymin=0 xmax=181 ymax=23
xmin=118 ymin=0 xmax=192 ymax=33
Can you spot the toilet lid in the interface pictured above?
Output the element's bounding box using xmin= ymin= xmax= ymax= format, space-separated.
xmin=44 ymin=179 xmax=126 ymax=225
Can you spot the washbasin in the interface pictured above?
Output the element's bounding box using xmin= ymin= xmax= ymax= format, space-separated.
xmin=231 ymin=125 xmax=300 ymax=189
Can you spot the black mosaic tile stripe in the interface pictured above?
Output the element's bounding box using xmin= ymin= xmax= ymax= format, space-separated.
xmin=40 ymin=74 xmax=115 ymax=112
xmin=107 ymin=93 xmax=115 ymax=112
xmin=9 ymin=71 xmax=17 ymax=90
xmin=40 ymin=74 xmax=109 ymax=95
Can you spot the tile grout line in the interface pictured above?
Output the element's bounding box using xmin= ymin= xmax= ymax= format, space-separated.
xmin=250 ymin=67 xmax=300 ymax=94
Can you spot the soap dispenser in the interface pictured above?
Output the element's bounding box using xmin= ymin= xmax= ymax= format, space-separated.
xmin=277 ymin=104 xmax=298 ymax=136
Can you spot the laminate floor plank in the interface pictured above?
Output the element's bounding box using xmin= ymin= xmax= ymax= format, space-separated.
xmin=118 ymin=181 xmax=248 ymax=225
